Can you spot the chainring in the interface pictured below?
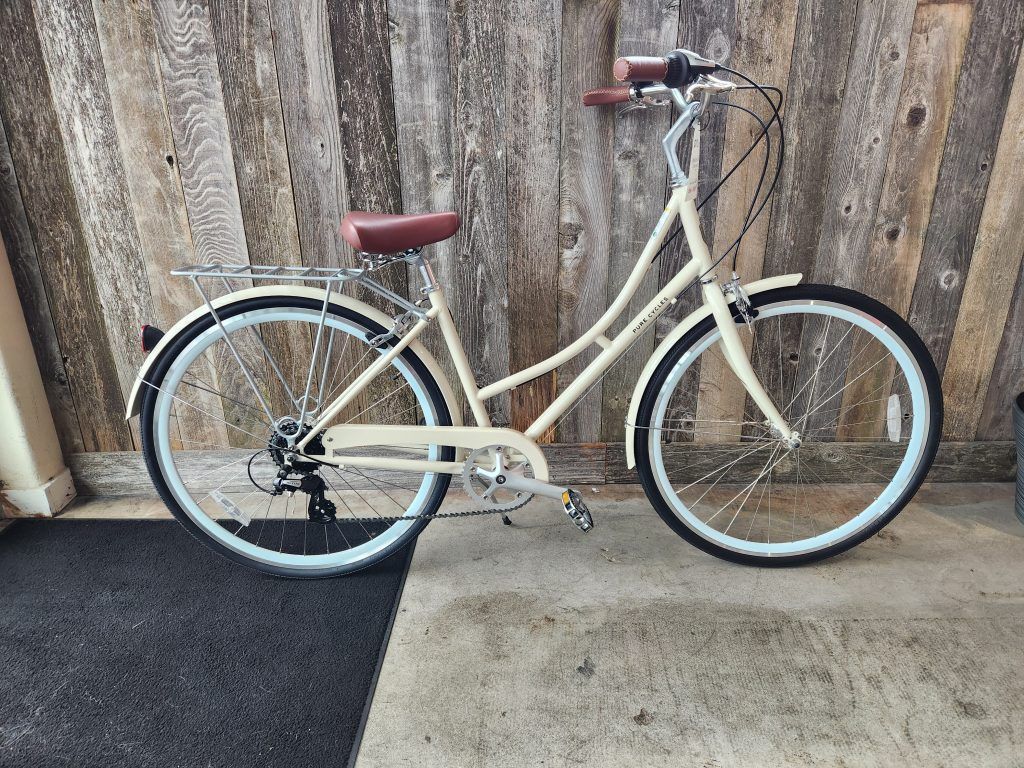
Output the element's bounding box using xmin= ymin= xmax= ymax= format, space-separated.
xmin=461 ymin=445 xmax=536 ymax=512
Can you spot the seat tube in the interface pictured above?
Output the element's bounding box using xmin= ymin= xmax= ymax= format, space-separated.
xmin=414 ymin=253 xmax=492 ymax=427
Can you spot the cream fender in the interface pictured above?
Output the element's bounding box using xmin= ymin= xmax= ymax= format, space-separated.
xmin=123 ymin=286 xmax=464 ymax=428
xmin=623 ymin=273 xmax=803 ymax=469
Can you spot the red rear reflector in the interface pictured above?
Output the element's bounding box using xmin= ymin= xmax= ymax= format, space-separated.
xmin=141 ymin=324 xmax=165 ymax=352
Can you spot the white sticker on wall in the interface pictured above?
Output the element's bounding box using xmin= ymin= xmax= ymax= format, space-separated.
xmin=211 ymin=489 xmax=252 ymax=526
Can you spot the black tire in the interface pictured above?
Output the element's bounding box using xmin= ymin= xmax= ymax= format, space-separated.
xmin=634 ymin=284 xmax=943 ymax=566
xmin=140 ymin=296 xmax=454 ymax=578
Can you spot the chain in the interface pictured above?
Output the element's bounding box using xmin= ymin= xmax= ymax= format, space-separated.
xmin=329 ymin=493 xmax=534 ymax=525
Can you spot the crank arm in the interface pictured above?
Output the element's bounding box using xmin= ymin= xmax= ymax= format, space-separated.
xmin=496 ymin=473 xmax=569 ymax=502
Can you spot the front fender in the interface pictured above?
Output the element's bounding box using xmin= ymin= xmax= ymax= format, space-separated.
xmin=124 ymin=285 xmax=464 ymax=427
xmin=624 ymin=273 xmax=803 ymax=469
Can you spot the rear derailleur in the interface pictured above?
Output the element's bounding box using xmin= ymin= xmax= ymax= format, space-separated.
xmin=272 ymin=472 xmax=337 ymax=524
xmin=267 ymin=420 xmax=336 ymax=524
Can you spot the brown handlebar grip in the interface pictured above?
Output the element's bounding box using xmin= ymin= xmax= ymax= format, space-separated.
xmin=582 ymin=86 xmax=632 ymax=106
xmin=613 ymin=56 xmax=668 ymax=83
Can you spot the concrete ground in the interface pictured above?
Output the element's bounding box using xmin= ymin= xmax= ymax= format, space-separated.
xmin=356 ymin=483 xmax=1024 ymax=768
xmin=40 ymin=484 xmax=1024 ymax=766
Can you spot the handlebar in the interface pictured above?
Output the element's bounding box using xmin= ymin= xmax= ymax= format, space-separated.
xmin=581 ymin=85 xmax=633 ymax=106
xmin=613 ymin=56 xmax=669 ymax=83
xmin=583 ymin=48 xmax=719 ymax=107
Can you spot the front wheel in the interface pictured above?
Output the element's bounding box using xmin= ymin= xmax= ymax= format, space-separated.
xmin=634 ymin=284 xmax=942 ymax=566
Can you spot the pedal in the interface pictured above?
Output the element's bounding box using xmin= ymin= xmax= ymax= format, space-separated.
xmin=562 ymin=489 xmax=594 ymax=532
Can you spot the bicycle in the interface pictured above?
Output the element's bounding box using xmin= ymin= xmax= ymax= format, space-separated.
xmin=128 ymin=49 xmax=942 ymax=577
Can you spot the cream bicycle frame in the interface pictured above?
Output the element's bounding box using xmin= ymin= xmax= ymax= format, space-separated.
xmin=298 ymin=185 xmax=797 ymax=477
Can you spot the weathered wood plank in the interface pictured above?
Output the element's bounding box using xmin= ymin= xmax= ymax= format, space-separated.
xmin=269 ymin=0 xmax=370 ymax=424
xmin=0 ymin=116 xmax=84 ymax=454
xmin=977 ymin=262 xmax=1024 ymax=440
xmin=761 ymin=0 xmax=859 ymax=283
xmin=151 ymin=0 xmax=278 ymax=447
xmin=327 ymin=0 xmax=405 ymax=299
xmin=268 ymin=0 xmax=347 ymax=270
xmin=694 ymin=0 xmax=798 ymax=442
xmin=327 ymin=0 xmax=414 ymax=426
xmin=208 ymin=1 xmax=301 ymax=272
xmin=604 ymin=441 xmax=1017 ymax=484
xmin=710 ymin=0 xmax=798 ymax=285
xmin=555 ymin=0 xmax=619 ymax=442
xmin=599 ymin=0 xmax=680 ymax=442
xmin=811 ymin=0 xmax=918 ymax=288
xmin=70 ymin=439 xmax=1014 ymax=495
xmin=91 ymin=0 xmax=197 ymax=324
xmin=856 ymin=1 xmax=972 ymax=319
xmin=657 ymin=0 xmax=737 ymax=309
xmin=782 ymin=0 xmax=917 ymax=441
xmin=837 ymin=0 xmax=973 ymax=440
xmin=33 ymin=0 xmax=163 ymax=449
xmin=542 ymin=443 xmax=607 ymax=485
xmin=442 ymin=0 xmax=512 ymax=426
xmin=91 ymin=0 xmax=227 ymax=450
xmin=745 ymin=0 xmax=859 ymax=443
xmin=68 ymin=442 xmax=606 ymax=496
xmin=387 ymin=0 xmax=463 ymax=418
xmin=941 ymin=50 xmax=1024 ymax=440
xmin=151 ymin=0 xmax=250 ymax=266
xmin=208 ymin=1 xmax=303 ymax=421
xmin=327 ymin=0 xmax=403 ymax=218
xmin=672 ymin=0 xmax=736 ymax=252
xmin=652 ymin=0 xmax=738 ymax=442
xmin=907 ymin=0 xmax=1024 ymax=372
xmin=0 ymin=0 xmax=132 ymax=452
xmin=506 ymin=0 xmax=562 ymax=438
xmin=208 ymin=0 xmax=310 ymax=415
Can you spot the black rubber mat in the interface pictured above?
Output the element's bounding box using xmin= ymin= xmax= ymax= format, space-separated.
xmin=0 ymin=520 xmax=411 ymax=768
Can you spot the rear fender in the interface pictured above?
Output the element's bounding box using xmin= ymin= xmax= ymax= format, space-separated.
xmin=124 ymin=286 xmax=463 ymax=427
xmin=624 ymin=273 xmax=803 ymax=469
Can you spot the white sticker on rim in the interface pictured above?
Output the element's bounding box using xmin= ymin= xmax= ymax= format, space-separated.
xmin=886 ymin=394 xmax=902 ymax=443
xmin=211 ymin=489 xmax=252 ymax=526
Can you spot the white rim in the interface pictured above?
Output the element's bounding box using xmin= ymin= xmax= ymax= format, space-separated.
xmin=648 ymin=299 xmax=930 ymax=558
xmin=152 ymin=307 xmax=443 ymax=571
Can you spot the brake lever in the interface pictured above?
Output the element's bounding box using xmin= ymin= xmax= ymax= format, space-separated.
xmin=616 ymin=96 xmax=671 ymax=118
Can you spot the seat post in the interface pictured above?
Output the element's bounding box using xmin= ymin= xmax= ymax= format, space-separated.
xmin=409 ymin=248 xmax=440 ymax=295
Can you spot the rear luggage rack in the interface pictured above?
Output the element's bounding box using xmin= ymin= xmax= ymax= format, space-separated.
xmin=172 ymin=262 xmax=428 ymax=321
xmin=170 ymin=263 xmax=364 ymax=283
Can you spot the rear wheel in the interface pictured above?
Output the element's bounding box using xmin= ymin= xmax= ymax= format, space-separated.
xmin=140 ymin=296 xmax=454 ymax=578
xmin=634 ymin=284 xmax=942 ymax=566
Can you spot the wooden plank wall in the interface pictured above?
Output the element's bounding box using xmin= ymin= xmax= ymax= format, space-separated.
xmin=1 ymin=0 xmax=1023 ymax=456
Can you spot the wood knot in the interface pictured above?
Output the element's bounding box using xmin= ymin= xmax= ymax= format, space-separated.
xmin=906 ymin=104 xmax=926 ymax=127
xmin=559 ymin=222 xmax=584 ymax=250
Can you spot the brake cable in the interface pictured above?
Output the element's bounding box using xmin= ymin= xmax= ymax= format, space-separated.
xmin=652 ymin=71 xmax=784 ymax=277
